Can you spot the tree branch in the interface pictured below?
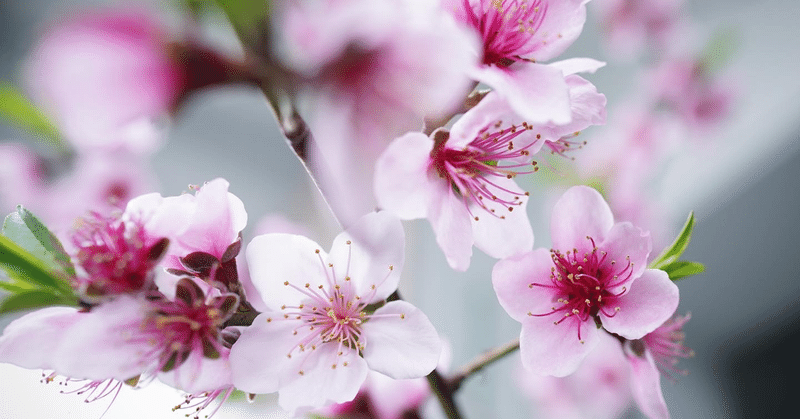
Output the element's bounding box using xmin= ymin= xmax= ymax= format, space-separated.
xmin=449 ymin=338 xmax=520 ymax=392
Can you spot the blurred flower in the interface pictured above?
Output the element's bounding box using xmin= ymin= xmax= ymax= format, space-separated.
xmin=492 ymin=185 xmax=679 ymax=376
xmin=230 ymin=212 xmax=441 ymax=413
xmin=520 ymin=331 xmax=632 ymax=419
xmin=278 ymin=0 xmax=479 ymax=226
xmin=593 ymin=0 xmax=684 ymax=60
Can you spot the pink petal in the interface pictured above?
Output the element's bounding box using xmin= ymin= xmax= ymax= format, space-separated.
xmin=374 ymin=133 xmax=437 ymax=220
xmin=523 ymin=0 xmax=589 ymax=63
xmin=601 ymin=269 xmax=679 ymax=340
xmin=0 ymin=307 xmax=82 ymax=371
xmin=180 ymin=178 xmax=247 ymax=259
xmin=549 ymin=58 xmax=606 ymax=76
xmin=246 ymin=234 xmax=329 ymax=309
xmin=449 ymin=92 xmax=544 ymax=152
xmin=229 ymin=314 xmax=303 ymax=394
xmin=628 ymin=351 xmax=670 ymax=419
xmin=520 ymin=314 xmax=599 ymax=377
xmin=600 ymin=222 xmax=652 ymax=288
xmin=471 ymin=179 xmax=534 ymax=259
xmin=551 ymin=185 xmax=614 ymax=252
xmin=361 ymin=301 xmax=441 ymax=379
xmin=471 ymin=63 xmax=572 ymax=125
xmin=278 ymin=345 xmax=368 ymax=413
xmin=492 ymin=249 xmax=555 ymax=322
xmin=327 ymin=212 xmax=405 ymax=303
xmin=159 ymin=349 xmax=232 ymax=393
xmin=428 ymin=185 xmax=474 ymax=271
xmin=56 ymin=296 xmax=155 ymax=380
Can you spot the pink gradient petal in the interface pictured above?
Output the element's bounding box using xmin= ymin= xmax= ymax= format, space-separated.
xmin=471 ymin=179 xmax=534 ymax=259
xmin=601 ymin=269 xmax=679 ymax=340
xmin=492 ymin=249 xmax=556 ymax=322
xmin=550 ymin=185 xmax=614 ymax=252
xmin=361 ymin=301 xmax=441 ymax=379
xmin=600 ymin=222 xmax=652 ymax=288
xmin=160 ymin=349 xmax=232 ymax=393
xmin=229 ymin=314 xmax=302 ymax=394
xmin=472 ymin=63 xmax=572 ymax=125
xmin=549 ymin=57 xmax=606 ymax=76
xmin=374 ymin=133 xmax=438 ymax=220
xmin=245 ymin=234 xmax=329 ymax=309
xmin=524 ymin=0 xmax=590 ymax=62
xmin=449 ymin=92 xmax=544 ymax=152
xmin=327 ymin=211 xmax=405 ymax=303
xmin=520 ymin=314 xmax=599 ymax=377
xmin=0 ymin=307 xmax=82 ymax=371
xmin=628 ymin=351 xmax=670 ymax=419
xmin=278 ymin=345 xmax=368 ymax=413
xmin=56 ymin=296 xmax=154 ymax=380
xmin=429 ymin=186 xmax=474 ymax=271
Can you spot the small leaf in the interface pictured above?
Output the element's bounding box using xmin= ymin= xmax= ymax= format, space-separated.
xmin=0 ymin=235 xmax=69 ymax=292
xmin=212 ymin=0 xmax=272 ymax=49
xmin=651 ymin=212 xmax=696 ymax=270
xmin=663 ymin=261 xmax=706 ymax=281
xmin=15 ymin=206 xmax=75 ymax=277
xmin=0 ymin=82 xmax=65 ymax=150
xmin=0 ymin=290 xmax=74 ymax=314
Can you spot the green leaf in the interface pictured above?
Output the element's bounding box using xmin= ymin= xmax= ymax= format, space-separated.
xmin=0 ymin=289 xmax=75 ymax=314
xmin=3 ymin=206 xmax=76 ymax=278
xmin=662 ymin=261 xmax=706 ymax=281
xmin=0 ymin=235 xmax=71 ymax=293
xmin=650 ymin=212 xmax=696 ymax=270
xmin=699 ymin=29 xmax=739 ymax=76
xmin=0 ymin=82 xmax=65 ymax=150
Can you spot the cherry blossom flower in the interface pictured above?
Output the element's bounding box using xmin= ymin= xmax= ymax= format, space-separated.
xmin=314 ymin=370 xmax=430 ymax=419
xmin=445 ymin=0 xmax=595 ymax=124
xmin=520 ymin=331 xmax=632 ymax=419
xmin=624 ymin=313 xmax=693 ymax=419
xmin=278 ymin=0 xmax=479 ymax=225
xmin=229 ymin=212 xmax=441 ymax=413
xmin=492 ymin=185 xmax=679 ymax=376
xmin=124 ymin=178 xmax=247 ymax=291
xmin=25 ymin=7 xmax=184 ymax=154
xmin=0 ymin=276 xmax=238 ymax=394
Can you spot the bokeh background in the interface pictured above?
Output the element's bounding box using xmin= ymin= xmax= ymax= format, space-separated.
xmin=1 ymin=0 xmax=799 ymax=418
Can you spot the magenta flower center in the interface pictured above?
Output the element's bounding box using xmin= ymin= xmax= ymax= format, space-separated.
xmin=529 ymin=237 xmax=634 ymax=341
xmin=460 ymin=0 xmax=548 ymax=66
xmin=430 ymin=125 xmax=539 ymax=219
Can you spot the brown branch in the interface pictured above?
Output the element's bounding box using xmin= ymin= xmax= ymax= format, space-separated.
xmin=449 ymin=338 xmax=520 ymax=392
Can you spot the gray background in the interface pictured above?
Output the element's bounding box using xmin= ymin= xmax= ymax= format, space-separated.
xmin=1 ymin=0 xmax=799 ymax=418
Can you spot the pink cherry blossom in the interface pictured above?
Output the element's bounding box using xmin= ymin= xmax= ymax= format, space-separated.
xmin=279 ymin=0 xmax=479 ymax=225
xmin=446 ymin=0 xmax=595 ymax=124
xmin=625 ymin=313 xmax=693 ymax=419
xmin=229 ymin=212 xmax=441 ymax=413
xmin=593 ymin=0 xmax=684 ymax=60
xmin=26 ymin=7 xmax=183 ymax=153
xmin=492 ymin=185 xmax=679 ymax=376
xmin=0 ymin=276 xmax=238 ymax=395
xmin=124 ymin=178 xmax=247 ymax=289
xmin=520 ymin=331 xmax=632 ymax=419
xmin=314 ymin=370 xmax=430 ymax=419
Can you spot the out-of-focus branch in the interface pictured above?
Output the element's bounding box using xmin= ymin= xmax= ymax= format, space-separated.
xmin=449 ymin=338 xmax=520 ymax=392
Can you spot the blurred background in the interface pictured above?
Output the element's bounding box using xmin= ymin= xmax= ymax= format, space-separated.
xmin=1 ymin=0 xmax=799 ymax=418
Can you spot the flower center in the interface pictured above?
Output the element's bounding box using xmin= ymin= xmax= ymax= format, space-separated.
xmin=429 ymin=125 xmax=539 ymax=219
xmin=461 ymin=0 xmax=548 ymax=66
xmin=528 ymin=237 xmax=634 ymax=341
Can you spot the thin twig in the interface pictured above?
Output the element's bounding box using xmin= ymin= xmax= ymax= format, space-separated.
xmin=426 ymin=368 xmax=464 ymax=419
xmin=449 ymin=338 xmax=520 ymax=392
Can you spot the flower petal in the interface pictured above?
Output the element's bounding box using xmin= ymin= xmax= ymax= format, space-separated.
xmin=548 ymin=58 xmax=606 ymax=76
xmin=159 ymin=349 xmax=233 ymax=393
xmin=492 ymin=249 xmax=555 ymax=322
xmin=361 ymin=301 xmax=441 ymax=379
xmin=246 ymin=234 xmax=329 ymax=309
xmin=278 ymin=345 xmax=368 ymax=413
xmin=602 ymin=269 xmax=679 ymax=340
xmin=551 ymin=185 xmax=614 ymax=252
xmin=628 ymin=351 xmax=670 ymax=419
xmin=472 ymin=179 xmax=534 ymax=259
xmin=523 ymin=0 xmax=589 ymax=63
xmin=428 ymin=185 xmax=474 ymax=271
xmin=520 ymin=314 xmax=599 ymax=377
xmin=327 ymin=211 xmax=405 ymax=303
xmin=601 ymin=222 xmax=652 ymax=288
xmin=0 ymin=307 xmax=82 ymax=371
xmin=472 ymin=63 xmax=572 ymax=125
xmin=229 ymin=314 xmax=303 ymax=394
xmin=374 ymin=132 xmax=437 ymax=220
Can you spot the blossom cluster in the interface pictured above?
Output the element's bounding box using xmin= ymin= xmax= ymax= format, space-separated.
xmin=0 ymin=1 xmax=719 ymax=418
